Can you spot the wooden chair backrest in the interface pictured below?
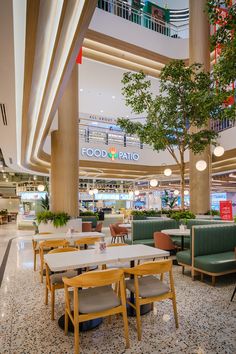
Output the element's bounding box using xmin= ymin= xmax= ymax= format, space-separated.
xmin=63 ymin=268 xmax=124 ymax=288
xmin=75 ymin=236 xmax=101 ymax=246
xmin=107 ymin=243 xmax=128 ymax=247
xmin=82 ymin=222 xmax=92 ymax=232
xmin=95 ymin=222 xmax=103 ymax=232
xmin=153 ymin=232 xmax=176 ymax=251
xmin=125 ymin=260 xmax=172 ymax=276
xmin=48 ymin=247 xmax=78 ymax=254
xmin=39 ymin=239 xmax=69 ymax=249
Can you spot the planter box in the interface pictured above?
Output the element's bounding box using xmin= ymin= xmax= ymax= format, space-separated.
xmin=38 ymin=218 xmax=82 ymax=233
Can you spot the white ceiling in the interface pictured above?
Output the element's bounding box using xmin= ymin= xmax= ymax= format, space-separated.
xmin=150 ymin=0 xmax=189 ymax=9
xmin=78 ymin=58 xmax=160 ymax=119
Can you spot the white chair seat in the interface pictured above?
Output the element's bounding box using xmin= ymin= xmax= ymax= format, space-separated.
xmin=126 ymin=275 xmax=169 ymax=298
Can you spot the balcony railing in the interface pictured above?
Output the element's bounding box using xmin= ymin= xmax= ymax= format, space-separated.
xmin=97 ymin=0 xmax=189 ymax=39
xmin=79 ymin=124 xmax=146 ymax=149
xmin=211 ymin=118 xmax=236 ymax=132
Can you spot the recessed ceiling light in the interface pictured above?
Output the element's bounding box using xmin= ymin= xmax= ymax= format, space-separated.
xmin=100 ymin=110 xmax=104 ymax=113
xmin=112 ymin=95 xmax=115 ymax=99
xmin=126 ymin=115 xmax=129 ymax=118
xmin=79 ymin=88 xmax=83 ymax=92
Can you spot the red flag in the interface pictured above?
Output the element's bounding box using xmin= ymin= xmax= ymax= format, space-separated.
xmin=76 ymin=48 xmax=82 ymax=64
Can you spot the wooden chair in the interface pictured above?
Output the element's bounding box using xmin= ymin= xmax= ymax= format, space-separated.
xmin=63 ymin=269 xmax=130 ymax=354
xmin=39 ymin=239 xmax=69 ymax=283
xmin=82 ymin=222 xmax=92 ymax=232
xmin=45 ymin=247 xmax=78 ymax=320
xmin=153 ymin=232 xmax=178 ymax=255
xmin=74 ymin=236 xmax=101 ymax=250
xmin=124 ymin=260 xmax=178 ymax=340
xmin=92 ymin=221 xmax=103 ymax=232
xmin=109 ymin=224 xmax=126 ymax=243
xmin=32 ymin=232 xmax=52 ymax=271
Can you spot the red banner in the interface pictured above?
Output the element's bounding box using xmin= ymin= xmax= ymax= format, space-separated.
xmin=220 ymin=200 xmax=233 ymax=220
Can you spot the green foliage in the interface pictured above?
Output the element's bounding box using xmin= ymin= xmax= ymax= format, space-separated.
xmin=207 ymin=1 xmax=236 ymax=86
xmin=0 ymin=209 xmax=8 ymax=215
xmin=204 ymin=209 xmax=220 ymax=216
xmin=80 ymin=211 xmax=99 ymax=219
xmin=162 ymin=190 xmax=178 ymax=209
xmin=40 ymin=194 xmax=49 ymax=211
xmin=170 ymin=210 xmax=196 ymax=221
xmin=131 ymin=210 xmax=161 ymax=216
xmin=118 ymin=60 xmax=235 ymax=208
xmin=36 ymin=211 xmax=70 ymax=228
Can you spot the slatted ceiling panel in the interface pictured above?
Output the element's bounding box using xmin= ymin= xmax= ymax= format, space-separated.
xmin=0 ymin=103 xmax=7 ymax=126
xmin=169 ymin=8 xmax=189 ymax=23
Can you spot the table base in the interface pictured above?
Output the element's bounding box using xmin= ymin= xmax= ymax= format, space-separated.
xmin=127 ymin=298 xmax=152 ymax=317
xmin=58 ymin=313 xmax=102 ymax=332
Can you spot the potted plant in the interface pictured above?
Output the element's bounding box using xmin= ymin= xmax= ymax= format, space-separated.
xmin=36 ymin=211 xmax=81 ymax=233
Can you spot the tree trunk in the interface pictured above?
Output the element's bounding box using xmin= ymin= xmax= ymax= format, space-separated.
xmin=180 ymin=153 xmax=185 ymax=210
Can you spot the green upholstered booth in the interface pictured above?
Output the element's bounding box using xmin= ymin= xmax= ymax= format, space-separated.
xmin=177 ymin=224 xmax=236 ymax=285
xmin=126 ymin=219 xmax=179 ymax=246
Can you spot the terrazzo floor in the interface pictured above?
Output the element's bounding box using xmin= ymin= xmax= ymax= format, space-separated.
xmin=0 ymin=223 xmax=236 ymax=354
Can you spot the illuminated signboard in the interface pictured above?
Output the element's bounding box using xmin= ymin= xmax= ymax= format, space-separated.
xmin=19 ymin=192 xmax=47 ymax=200
xmin=81 ymin=147 xmax=140 ymax=161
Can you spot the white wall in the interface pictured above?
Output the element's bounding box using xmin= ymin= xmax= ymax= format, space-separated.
xmin=90 ymin=8 xmax=189 ymax=59
xmin=0 ymin=198 xmax=19 ymax=212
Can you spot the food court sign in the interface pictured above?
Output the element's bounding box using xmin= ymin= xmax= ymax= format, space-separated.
xmin=81 ymin=147 xmax=140 ymax=162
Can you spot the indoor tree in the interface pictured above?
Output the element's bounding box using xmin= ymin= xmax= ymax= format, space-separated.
xmin=207 ymin=0 xmax=236 ymax=87
xmin=117 ymin=60 xmax=235 ymax=209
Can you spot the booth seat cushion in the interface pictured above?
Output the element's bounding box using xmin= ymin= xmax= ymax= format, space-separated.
xmin=126 ymin=275 xmax=169 ymax=298
xmin=176 ymin=250 xmax=191 ymax=265
xmin=194 ymin=251 xmax=236 ymax=273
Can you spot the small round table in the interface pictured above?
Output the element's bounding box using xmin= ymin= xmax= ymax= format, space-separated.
xmin=161 ymin=228 xmax=190 ymax=251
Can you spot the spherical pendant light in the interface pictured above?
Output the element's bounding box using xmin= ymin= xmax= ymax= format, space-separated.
xmin=93 ymin=188 xmax=98 ymax=195
xmin=134 ymin=190 xmax=140 ymax=196
xmin=173 ymin=190 xmax=179 ymax=196
xmin=213 ymin=146 xmax=224 ymax=157
xmin=196 ymin=160 xmax=207 ymax=171
xmin=37 ymin=184 xmax=45 ymax=192
xmin=88 ymin=189 xmax=94 ymax=196
xmin=150 ymin=179 xmax=158 ymax=187
xmin=184 ymin=190 xmax=189 ymax=195
xmin=164 ymin=168 xmax=172 ymax=177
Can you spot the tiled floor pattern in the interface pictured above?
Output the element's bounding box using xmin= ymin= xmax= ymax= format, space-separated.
xmin=0 ymin=224 xmax=236 ymax=354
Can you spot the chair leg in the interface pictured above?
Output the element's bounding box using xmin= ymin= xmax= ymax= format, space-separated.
xmin=135 ymin=300 xmax=142 ymax=341
xmin=231 ymin=286 xmax=236 ymax=302
xmin=40 ymin=263 xmax=44 ymax=283
xmin=45 ymin=283 xmax=48 ymax=305
xmin=122 ymin=309 xmax=130 ymax=349
xmin=51 ymin=286 xmax=55 ymax=320
xmin=160 ymin=273 xmax=164 ymax=281
xmin=65 ymin=310 xmax=69 ymax=335
xmin=182 ymin=266 xmax=185 ymax=275
xmin=172 ymin=296 xmax=179 ymax=328
xmin=200 ymin=273 xmax=204 ymax=282
xmin=212 ymin=276 xmax=216 ymax=286
xmin=74 ymin=313 xmax=80 ymax=354
xmin=34 ymin=251 xmax=37 ymax=271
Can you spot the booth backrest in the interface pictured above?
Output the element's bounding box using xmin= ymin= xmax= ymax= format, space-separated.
xmin=80 ymin=216 xmax=97 ymax=228
xmin=132 ymin=219 xmax=179 ymax=241
xmin=186 ymin=219 xmax=223 ymax=230
xmin=193 ymin=224 xmax=236 ymax=257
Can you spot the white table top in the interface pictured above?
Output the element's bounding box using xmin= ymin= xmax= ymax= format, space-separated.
xmin=44 ymin=244 xmax=169 ymax=272
xmin=161 ymin=229 xmax=190 ymax=236
xmin=32 ymin=232 xmax=105 ymax=242
xmin=118 ymin=223 xmax=132 ymax=228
